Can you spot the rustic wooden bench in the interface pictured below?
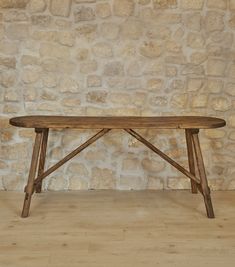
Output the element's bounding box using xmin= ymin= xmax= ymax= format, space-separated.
xmin=9 ymin=116 xmax=226 ymax=218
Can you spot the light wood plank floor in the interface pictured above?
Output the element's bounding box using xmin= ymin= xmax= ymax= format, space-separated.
xmin=0 ymin=190 xmax=235 ymax=267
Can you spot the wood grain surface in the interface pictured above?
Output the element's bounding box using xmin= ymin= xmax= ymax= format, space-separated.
xmin=9 ymin=115 xmax=226 ymax=129
xmin=0 ymin=191 xmax=235 ymax=267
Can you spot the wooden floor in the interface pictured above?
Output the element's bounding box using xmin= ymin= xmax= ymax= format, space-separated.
xmin=0 ymin=190 xmax=235 ymax=267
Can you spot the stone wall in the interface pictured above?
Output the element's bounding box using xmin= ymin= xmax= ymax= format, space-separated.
xmin=0 ymin=0 xmax=234 ymax=191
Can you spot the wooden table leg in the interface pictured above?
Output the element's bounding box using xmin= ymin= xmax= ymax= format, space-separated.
xmin=185 ymin=129 xmax=198 ymax=194
xmin=21 ymin=129 xmax=43 ymax=218
xmin=35 ymin=128 xmax=49 ymax=193
xmin=192 ymin=130 xmax=215 ymax=218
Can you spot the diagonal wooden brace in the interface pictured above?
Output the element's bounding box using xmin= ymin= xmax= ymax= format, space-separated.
xmin=124 ymin=128 xmax=201 ymax=185
xmin=33 ymin=128 xmax=111 ymax=188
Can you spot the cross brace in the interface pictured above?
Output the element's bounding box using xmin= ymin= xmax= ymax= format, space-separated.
xmin=22 ymin=127 xmax=214 ymax=218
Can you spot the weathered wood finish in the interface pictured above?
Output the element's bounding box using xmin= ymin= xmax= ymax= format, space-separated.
xmin=192 ymin=131 xmax=215 ymax=218
xmin=9 ymin=115 xmax=226 ymax=218
xmin=21 ymin=129 xmax=43 ymax=218
xmin=185 ymin=129 xmax=198 ymax=194
xmin=35 ymin=128 xmax=49 ymax=193
xmin=10 ymin=116 xmax=226 ymax=129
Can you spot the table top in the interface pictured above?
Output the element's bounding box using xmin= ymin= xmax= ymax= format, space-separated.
xmin=9 ymin=116 xmax=226 ymax=129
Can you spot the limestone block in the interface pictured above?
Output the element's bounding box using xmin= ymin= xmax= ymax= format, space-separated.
xmin=57 ymin=31 xmax=75 ymax=47
xmin=3 ymin=103 xmax=21 ymax=113
xmin=211 ymin=97 xmax=231 ymax=111
xmin=76 ymin=24 xmax=97 ymax=38
xmin=229 ymin=131 xmax=235 ymax=140
xmin=103 ymin=62 xmax=124 ymax=76
xmin=127 ymin=61 xmax=142 ymax=77
xmin=192 ymin=94 xmax=208 ymax=108
xmin=207 ymin=79 xmax=223 ymax=93
xmin=0 ymin=0 xmax=29 ymax=8
xmin=184 ymin=12 xmax=201 ymax=31
xmin=21 ymin=67 xmax=41 ymax=84
xmin=146 ymin=25 xmax=171 ymax=40
xmin=171 ymin=93 xmax=188 ymax=108
xmin=86 ymin=91 xmax=107 ymax=103
xmin=167 ymin=177 xmax=190 ymax=189
xmin=90 ymin=167 xmax=116 ymax=189
xmin=139 ymin=0 xmax=150 ymax=5
xmin=42 ymin=73 xmax=57 ymax=88
xmin=32 ymin=30 xmax=57 ymax=42
xmin=205 ymin=11 xmax=225 ymax=32
xmin=150 ymin=96 xmax=168 ymax=107
xmin=140 ymin=41 xmax=162 ymax=58
xmin=207 ymin=0 xmax=227 ymax=9
xmin=40 ymin=89 xmax=57 ymax=101
xmin=85 ymin=150 xmax=107 ymax=161
xmin=2 ymin=174 xmax=24 ymax=191
xmin=166 ymin=40 xmax=181 ymax=53
xmin=119 ymin=175 xmax=146 ymax=190
xmin=55 ymin=19 xmax=72 ymax=28
xmin=87 ymin=75 xmax=102 ymax=87
xmin=40 ymin=43 xmax=70 ymax=59
xmin=153 ymin=0 xmax=177 ymax=9
xmin=100 ymin=22 xmax=119 ymax=40
xmin=96 ymin=3 xmax=111 ymax=18
xmin=62 ymin=97 xmax=81 ymax=107
xmin=147 ymin=176 xmax=164 ymax=190
xmin=226 ymin=83 xmax=235 ymax=96
xmin=4 ymin=88 xmax=19 ymax=101
xmin=205 ymin=129 xmax=226 ymax=139
xmin=60 ymin=76 xmax=79 ymax=93
xmin=80 ymin=60 xmax=97 ymax=74
xmin=76 ymin=48 xmax=89 ymax=61
xmin=210 ymin=32 xmax=233 ymax=48
xmin=50 ymin=0 xmax=72 ymax=17
xmin=0 ymin=143 xmax=28 ymax=160
xmin=48 ymin=175 xmax=68 ymax=191
xmin=181 ymin=64 xmax=204 ymax=75
xmin=27 ymin=0 xmax=46 ymax=13
xmin=23 ymin=86 xmax=37 ymax=101
xmin=181 ymin=0 xmax=204 ymax=10
xmin=190 ymin=52 xmax=207 ymax=64
xmin=155 ymin=13 xmax=181 ymax=24
xmin=92 ymin=42 xmax=113 ymax=58
xmin=122 ymin=156 xmax=140 ymax=171
xmin=187 ymin=78 xmax=204 ymax=92
xmin=113 ymin=0 xmax=135 ymax=17
xmin=3 ymin=10 xmax=28 ymax=22
xmin=0 ymin=160 xmax=8 ymax=170
xmin=0 ymin=56 xmax=16 ymax=68
xmin=68 ymin=176 xmax=88 ymax=190
xmin=74 ymin=6 xmax=95 ymax=22
xmin=120 ymin=19 xmax=143 ymax=40
xmin=75 ymin=0 xmax=95 ymax=3
xmin=31 ymin=15 xmax=52 ymax=27
xmin=0 ymin=71 xmax=16 ymax=88
xmin=228 ymin=115 xmax=235 ymax=127
xmin=228 ymin=64 xmax=235 ymax=78
xmin=109 ymin=93 xmax=130 ymax=104
xmin=207 ymin=59 xmax=227 ymax=76
xmin=230 ymin=0 xmax=235 ymax=9
xmin=21 ymin=55 xmax=40 ymax=66
xmin=187 ymin=32 xmax=205 ymax=49
xmin=141 ymin=158 xmax=165 ymax=173
xmin=6 ymin=23 xmax=29 ymax=40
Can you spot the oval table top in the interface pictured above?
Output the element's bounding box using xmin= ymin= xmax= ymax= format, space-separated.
xmin=9 ymin=116 xmax=226 ymax=129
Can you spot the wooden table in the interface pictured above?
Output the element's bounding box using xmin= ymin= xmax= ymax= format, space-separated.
xmin=9 ymin=116 xmax=226 ymax=218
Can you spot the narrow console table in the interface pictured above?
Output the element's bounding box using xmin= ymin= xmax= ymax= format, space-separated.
xmin=9 ymin=116 xmax=226 ymax=218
